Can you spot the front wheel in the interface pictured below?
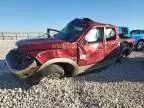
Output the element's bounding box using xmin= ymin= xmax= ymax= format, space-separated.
xmin=25 ymin=64 xmax=65 ymax=85
xmin=42 ymin=64 xmax=65 ymax=79
xmin=136 ymin=40 xmax=144 ymax=51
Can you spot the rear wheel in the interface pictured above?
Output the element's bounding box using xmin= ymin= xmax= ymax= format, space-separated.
xmin=117 ymin=43 xmax=132 ymax=63
xmin=136 ymin=40 xmax=144 ymax=51
xmin=123 ymin=45 xmax=132 ymax=56
xmin=121 ymin=43 xmax=132 ymax=57
xmin=25 ymin=64 xmax=65 ymax=85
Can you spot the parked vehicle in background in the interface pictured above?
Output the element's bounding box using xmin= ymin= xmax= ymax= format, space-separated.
xmin=118 ymin=27 xmax=134 ymax=56
xmin=118 ymin=27 xmax=131 ymax=37
xmin=6 ymin=18 xmax=133 ymax=85
xmin=118 ymin=27 xmax=144 ymax=51
xmin=130 ymin=30 xmax=144 ymax=51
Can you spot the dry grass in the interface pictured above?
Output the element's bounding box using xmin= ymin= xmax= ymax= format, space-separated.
xmin=0 ymin=40 xmax=16 ymax=59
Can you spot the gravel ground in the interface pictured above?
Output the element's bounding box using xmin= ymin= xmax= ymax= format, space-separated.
xmin=0 ymin=40 xmax=144 ymax=108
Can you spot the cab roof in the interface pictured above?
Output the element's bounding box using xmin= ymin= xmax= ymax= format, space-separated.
xmin=82 ymin=18 xmax=115 ymax=27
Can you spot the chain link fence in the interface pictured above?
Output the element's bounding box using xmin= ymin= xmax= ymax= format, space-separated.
xmin=0 ymin=32 xmax=45 ymax=40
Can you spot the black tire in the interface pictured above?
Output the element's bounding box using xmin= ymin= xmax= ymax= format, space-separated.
xmin=124 ymin=45 xmax=132 ymax=56
xmin=25 ymin=64 xmax=65 ymax=85
xmin=41 ymin=64 xmax=65 ymax=79
xmin=120 ymin=43 xmax=132 ymax=57
xmin=136 ymin=40 xmax=144 ymax=51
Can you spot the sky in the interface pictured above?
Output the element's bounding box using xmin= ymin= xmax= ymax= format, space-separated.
xmin=0 ymin=0 xmax=143 ymax=32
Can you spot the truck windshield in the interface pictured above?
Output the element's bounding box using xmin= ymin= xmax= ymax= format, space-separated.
xmin=55 ymin=19 xmax=88 ymax=42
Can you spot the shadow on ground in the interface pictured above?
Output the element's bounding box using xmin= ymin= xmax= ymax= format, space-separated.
xmin=76 ymin=57 xmax=144 ymax=83
xmin=0 ymin=57 xmax=144 ymax=90
xmin=0 ymin=60 xmax=30 ymax=90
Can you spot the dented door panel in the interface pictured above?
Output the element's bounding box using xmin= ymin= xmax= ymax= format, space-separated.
xmin=78 ymin=42 xmax=105 ymax=66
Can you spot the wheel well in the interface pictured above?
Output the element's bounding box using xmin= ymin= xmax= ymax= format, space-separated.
xmin=54 ymin=63 xmax=75 ymax=77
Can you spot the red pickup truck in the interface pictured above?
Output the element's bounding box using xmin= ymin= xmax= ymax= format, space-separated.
xmin=5 ymin=18 xmax=134 ymax=85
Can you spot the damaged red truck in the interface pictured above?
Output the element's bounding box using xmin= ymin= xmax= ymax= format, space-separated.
xmin=5 ymin=18 xmax=134 ymax=85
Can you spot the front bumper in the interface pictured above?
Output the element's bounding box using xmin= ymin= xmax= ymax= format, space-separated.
xmin=5 ymin=49 xmax=38 ymax=78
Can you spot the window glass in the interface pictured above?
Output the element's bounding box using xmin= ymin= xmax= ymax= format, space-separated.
xmin=130 ymin=31 xmax=135 ymax=35
xmin=121 ymin=28 xmax=128 ymax=34
xmin=131 ymin=30 xmax=138 ymax=35
xmin=85 ymin=28 xmax=103 ymax=43
xmin=137 ymin=31 xmax=140 ymax=34
xmin=105 ymin=28 xmax=116 ymax=41
xmin=55 ymin=19 xmax=88 ymax=42
xmin=140 ymin=30 xmax=144 ymax=34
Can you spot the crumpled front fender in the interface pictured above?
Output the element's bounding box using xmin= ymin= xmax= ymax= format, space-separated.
xmin=5 ymin=49 xmax=39 ymax=78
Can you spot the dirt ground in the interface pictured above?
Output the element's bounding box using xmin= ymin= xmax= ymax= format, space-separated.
xmin=0 ymin=40 xmax=144 ymax=108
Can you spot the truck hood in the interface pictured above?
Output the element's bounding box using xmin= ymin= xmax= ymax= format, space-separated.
xmin=16 ymin=37 xmax=70 ymax=52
